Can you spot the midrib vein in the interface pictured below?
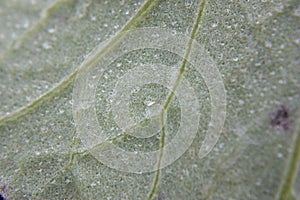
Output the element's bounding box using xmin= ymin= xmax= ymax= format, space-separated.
xmin=276 ymin=117 xmax=300 ymax=200
xmin=0 ymin=0 xmax=158 ymax=125
xmin=147 ymin=1 xmax=207 ymax=199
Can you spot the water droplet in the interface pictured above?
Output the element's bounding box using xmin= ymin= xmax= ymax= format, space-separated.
xmin=144 ymin=100 xmax=155 ymax=107
xmin=265 ymin=41 xmax=272 ymax=48
xmin=58 ymin=109 xmax=65 ymax=114
xmin=171 ymin=20 xmax=177 ymax=26
xmin=23 ymin=20 xmax=29 ymax=28
xmin=91 ymin=16 xmax=97 ymax=21
xmin=114 ymin=24 xmax=119 ymax=29
xmin=256 ymin=179 xmax=262 ymax=186
xmin=280 ymin=44 xmax=285 ymax=49
xmin=185 ymin=0 xmax=193 ymax=8
xmin=226 ymin=25 xmax=232 ymax=29
xmin=212 ymin=22 xmax=218 ymax=28
xmin=90 ymin=183 xmax=97 ymax=187
xmin=277 ymin=153 xmax=283 ymax=158
xmin=238 ymin=100 xmax=245 ymax=105
xmin=42 ymin=42 xmax=52 ymax=50
xmin=103 ymin=72 xmax=109 ymax=79
xmin=255 ymin=62 xmax=262 ymax=67
xmin=294 ymin=38 xmax=300 ymax=45
xmin=232 ymin=57 xmax=239 ymax=62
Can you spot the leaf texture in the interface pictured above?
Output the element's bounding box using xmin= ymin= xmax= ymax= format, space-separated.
xmin=0 ymin=0 xmax=300 ymax=199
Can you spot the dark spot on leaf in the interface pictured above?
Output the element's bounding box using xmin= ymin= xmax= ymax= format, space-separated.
xmin=270 ymin=105 xmax=291 ymax=131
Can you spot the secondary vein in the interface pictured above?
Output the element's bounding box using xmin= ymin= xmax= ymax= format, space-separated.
xmin=147 ymin=1 xmax=207 ymax=199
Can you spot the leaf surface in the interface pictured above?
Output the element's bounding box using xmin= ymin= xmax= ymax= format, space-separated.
xmin=0 ymin=0 xmax=300 ymax=199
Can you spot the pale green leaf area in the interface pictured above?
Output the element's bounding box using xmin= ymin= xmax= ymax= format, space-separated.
xmin=0 ymin=0 xmax=54 ymax=56
xmin=0 ymin=0 xmax=300 ymax=199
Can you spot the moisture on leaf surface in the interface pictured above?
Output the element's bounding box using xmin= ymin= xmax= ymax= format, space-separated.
xmin=0 ymin=0 xmax=300 ymax=199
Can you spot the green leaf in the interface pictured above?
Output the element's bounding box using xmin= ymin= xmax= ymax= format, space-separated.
xmin=0 ymin=0 xmax=299 ymax=199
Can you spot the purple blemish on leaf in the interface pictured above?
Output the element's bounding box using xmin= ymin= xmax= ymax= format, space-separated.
xmin=270 ymin=105 xmax=292 ymax=131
